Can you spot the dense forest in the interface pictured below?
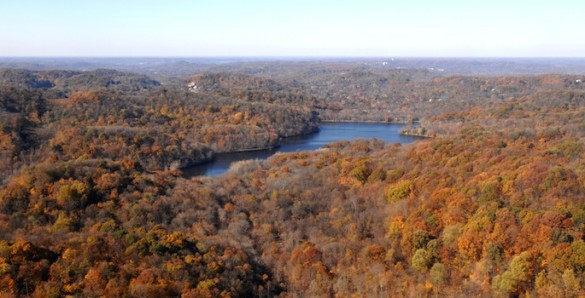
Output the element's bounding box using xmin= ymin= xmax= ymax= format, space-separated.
xmin=186 ymin=64 xmax=585 ymax=124
xmin=0 ymin=61 xmax=584 ymax=296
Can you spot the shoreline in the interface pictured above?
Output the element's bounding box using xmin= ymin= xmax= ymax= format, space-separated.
xmin=182 ymin=121 xmax=424 ymax=177
xmin=320 ymin=119 xmax=420 ymax=125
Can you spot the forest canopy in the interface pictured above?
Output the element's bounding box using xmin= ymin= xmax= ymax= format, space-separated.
xmin=0 ymin=61 xmax=584 ymax=296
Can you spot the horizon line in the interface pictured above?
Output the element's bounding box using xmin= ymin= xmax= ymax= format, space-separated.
xmin=1 ymin=56 xmax=585 ymax=59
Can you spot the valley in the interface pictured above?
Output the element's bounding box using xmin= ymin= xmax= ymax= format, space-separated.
xmin=0 ymin=59 xmax=584 ymax=297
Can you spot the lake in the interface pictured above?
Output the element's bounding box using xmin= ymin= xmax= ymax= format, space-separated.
xmin=182 ymin=122 xmax=421 ymax=177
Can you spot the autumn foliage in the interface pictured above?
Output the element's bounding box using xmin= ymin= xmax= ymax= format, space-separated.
xmin=0 ymin=63 xmax=585 ymax=296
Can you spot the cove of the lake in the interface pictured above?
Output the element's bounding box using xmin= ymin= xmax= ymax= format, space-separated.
xmin=182 ymin=122 xmax=421 ymax=177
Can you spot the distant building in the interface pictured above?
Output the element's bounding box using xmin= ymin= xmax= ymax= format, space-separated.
xmin=187 ymin=82 xmax=199 ymax=92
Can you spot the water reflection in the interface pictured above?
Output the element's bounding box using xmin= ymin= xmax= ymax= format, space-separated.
xmin=182 ymin=122 xmax=421 ymax=177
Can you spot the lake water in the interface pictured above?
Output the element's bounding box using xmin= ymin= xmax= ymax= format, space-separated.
xmin=182 ymin=122 xmax=421 ymax=177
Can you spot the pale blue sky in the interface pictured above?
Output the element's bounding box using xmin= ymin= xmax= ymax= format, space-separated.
xmin=0 ymin=0 xmax=583 ymax=57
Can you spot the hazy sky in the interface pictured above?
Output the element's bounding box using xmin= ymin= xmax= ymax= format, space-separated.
xmin=1 ymin=0 xmax=583 ymax=57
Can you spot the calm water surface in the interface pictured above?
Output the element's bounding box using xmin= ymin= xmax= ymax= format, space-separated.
xmin=183 ymin=122 xmax=421 ymax=177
